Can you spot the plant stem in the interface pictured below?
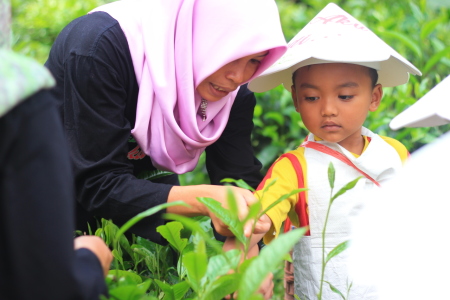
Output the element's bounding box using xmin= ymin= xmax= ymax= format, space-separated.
xmin=317 ymin=188 xmax=334 ymax=300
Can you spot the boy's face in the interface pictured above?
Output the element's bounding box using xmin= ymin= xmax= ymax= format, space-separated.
xmin=291 ymin=63 xmax=382 ymax=153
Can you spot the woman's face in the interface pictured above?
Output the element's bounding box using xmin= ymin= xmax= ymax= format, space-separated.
xmin=197 ymin=51 xmax=269 ymax=102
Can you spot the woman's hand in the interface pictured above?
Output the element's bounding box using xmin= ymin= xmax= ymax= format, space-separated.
xmin=209 ymin=185 xmax=261 ymax=237
xmin=74 ymin=236 xmax=113 ymax=276
xmin=167 ymin=185 xmax=268 ymax=237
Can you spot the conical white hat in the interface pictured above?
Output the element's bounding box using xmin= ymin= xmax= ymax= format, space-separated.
xmin=390 ymin=76 xmax=450 ymax=130
xmin=248 ymin=3 xmax=422 ymax=93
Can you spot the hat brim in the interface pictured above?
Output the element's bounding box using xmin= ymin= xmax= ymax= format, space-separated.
xmin=249 ymin=55 xmax=420 ymax=93
xmin=390 ymin=76 xmax=450 ymax=130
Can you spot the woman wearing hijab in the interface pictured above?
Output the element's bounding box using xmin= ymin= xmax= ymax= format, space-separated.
xmin=45 ymin=0 xmax=287 ymax=243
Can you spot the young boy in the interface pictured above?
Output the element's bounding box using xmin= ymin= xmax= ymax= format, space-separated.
xmin=226 ymin=3 xmax=421 ymax=300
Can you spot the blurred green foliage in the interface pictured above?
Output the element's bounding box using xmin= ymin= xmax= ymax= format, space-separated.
xmin=11 ymin=0 xmax=450 ymax=183
xmin=11 ymin=0 xmax=109 ymax=62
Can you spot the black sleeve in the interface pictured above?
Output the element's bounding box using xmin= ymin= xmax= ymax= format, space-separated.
xmin=0 ymin=90 xmax=107 ymax=300
xmin=205 ymin=84 xmax=263 ymax=189
xmin=45 ymin=12 xmax=171 ymax=242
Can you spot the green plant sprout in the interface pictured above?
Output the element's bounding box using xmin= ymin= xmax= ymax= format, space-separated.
xmin=316 ymin=163 xmax=362 ymax=300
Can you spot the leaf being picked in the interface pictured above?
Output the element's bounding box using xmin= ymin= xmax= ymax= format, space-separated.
xmin=221 ymin=178 xmax=255 ymax=192
xmin=197 ymin=197 xmax=245 ymax=245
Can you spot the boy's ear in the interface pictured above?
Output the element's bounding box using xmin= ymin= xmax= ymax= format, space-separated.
xmin=369 ymin=84 xmax=383 ymax=112
xmin=291 ymin=85 xmax=299 ymax=112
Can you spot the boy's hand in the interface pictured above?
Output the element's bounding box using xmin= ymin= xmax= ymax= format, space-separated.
xmin=247 ymin=213 xmax=272 ymax=237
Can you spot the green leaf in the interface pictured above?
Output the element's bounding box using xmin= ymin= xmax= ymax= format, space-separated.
xmin=376 ymin=29 xmax=423 ymax=59
xmin=194 ymin=233 xmax=207 ymax=255
xmin=330 ymin=177 xmax=362 ymax=203
xmin=226 ymin=187 xmax=240 ymax=219
xmin=87 ymin=222 xmax=93 ymax=235
xmin=197 ymin=197 xmax=246 ymax=245
xmin=156 ymin=221 xmax=188 ymax=254
xmin=204 ymin=250 xmax=241 ymax=282
xmin=257 ymin=178 xmax=278 ymax=207
xmin=203 ymin=273 xmax=241 ymax=300
xmin=163 ymin=213 xmax=224 ymax=254
xmin=260 ymin=188 xmax=307 ymax=217
xmin=261 ymin=178 xmax=277 ymax=194
xmin=154 ymin=279 xmax=175 ymax=300
xmin=264 ymin=111 xmax=285 ymax=126
xmin=111 ymin=249 xmax=125 ymax=270
xmin=108 ymin=269 xmax=143 ymax=284
xmin=95 ymin=227 xmax=104 ymax=241
xmin=172 ymin=281 xmax=191 ymax=300
xmin=242 ymin=200 xmax=262 ymax=225
xmin=423 ymin=46 xmax=450 ymax=74
xmin=324 ymin=281 xmax=345 ymax=300
xmin=326 ymin=240 xmax=350 ymax=263
xmin=420 ymin=18 xmax=442 ymax=41
xmin=237 ymin=228 xmax=307 ymax=300
xmin=131 ymin=245 xmax=157 ymax=273
xmin=136 ymin=236 xmax=158 ymax=252
xmin=108 ymin=285 xmax=150 ymax=299
xmin=183 ymin=252 xmax=208 ymax=293
xmin=328 ymin=163 xmax=335 ymax=189
xmin=115 ymin=201 xmax=189 ymax=242
xmin=220 ymin=178 xmax=255 ymax=192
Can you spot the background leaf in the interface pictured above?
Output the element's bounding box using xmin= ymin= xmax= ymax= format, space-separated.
xmin=156 ymin=221 xmax=188 ymax=254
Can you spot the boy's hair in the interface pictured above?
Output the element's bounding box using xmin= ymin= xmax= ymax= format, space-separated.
xmin=292 ymin=64 xmax=379 ymax=88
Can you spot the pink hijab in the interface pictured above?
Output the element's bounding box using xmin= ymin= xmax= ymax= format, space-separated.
xmin=91 ymin=0 xmax=287 ymax=174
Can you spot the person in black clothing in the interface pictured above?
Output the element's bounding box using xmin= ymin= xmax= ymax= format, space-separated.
xmin=44 ymin=0 xmax=288 ymax=243
xmin=0 ymin=9 xmax=112 ymax=297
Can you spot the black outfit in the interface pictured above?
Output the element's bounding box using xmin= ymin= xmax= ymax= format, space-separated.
xmin=45 ymin=12 xmax=263 ymax=243
xmin=0 ymin=90 xmax=107 ymax=299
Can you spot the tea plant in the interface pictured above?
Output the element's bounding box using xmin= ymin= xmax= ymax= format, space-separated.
xmin=95 ymin=180 xmax=307 ymax=300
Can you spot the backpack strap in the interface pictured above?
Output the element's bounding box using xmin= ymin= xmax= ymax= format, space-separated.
xmin=279 ymin=153 xmax=310 ymax=236
xmin=300 ymin=141 xmax=381 ymax=187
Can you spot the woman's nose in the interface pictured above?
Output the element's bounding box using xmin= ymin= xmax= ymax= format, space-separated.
xmin=225 ymin=66 xmax=246 ymax=84
xmin=225 ymin=59 xmax=254 ymax=85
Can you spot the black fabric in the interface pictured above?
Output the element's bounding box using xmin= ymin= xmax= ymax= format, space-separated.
xmin=45 ymin=12 xmax=263 ymax=243
xmin=0 ymin=90 xmax=107 ymax=300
